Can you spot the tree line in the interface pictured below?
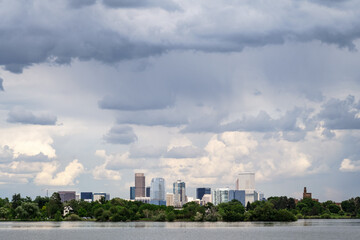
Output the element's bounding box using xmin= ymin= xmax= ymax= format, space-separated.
xmin=0 ymin=193 xmax=359 ymax=222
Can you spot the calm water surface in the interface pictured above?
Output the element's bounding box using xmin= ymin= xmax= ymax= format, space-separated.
xmin=0 ymin=219 xmax=359 ymax=240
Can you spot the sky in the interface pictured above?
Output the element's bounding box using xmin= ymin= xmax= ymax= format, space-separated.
xmin=1 ymin=0 xmax=360 ymax=202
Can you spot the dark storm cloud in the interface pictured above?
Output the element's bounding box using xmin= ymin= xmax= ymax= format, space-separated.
xmin=7 ymin=109 xmax=57 ymax=125
xmin=102 ymin=0 xmax=180 ymax=10
xmin=1 ymin=0 xmax=360 ymax=73
xmin=103 ymin=125 xmax=138 ymax=144
xmin=67 ymin=0 xmax=97 ymax=8
xmin=164 ymin=146 xmax=206 ymax=159
xmin=116 ymin=109 xmax=188 ymax=126
xmin=0 ymin=77 xmax=4 ymax=91
xmin=317 ymin=95 xmax=360 ymax=130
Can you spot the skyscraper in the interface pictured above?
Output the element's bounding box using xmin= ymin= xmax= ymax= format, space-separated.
xmin=236 ymin=172 xmax=256 ymax=206
xmin=130 ymin=186 xmax=135 ymax=200
xmin=173 ymin=180 xmax=186 ymax=207
xmin=146 ymin=186 xmax=151 ymax=198
xmin=212 ymin=188 xmax=229 ymax=205
xmin=196 ymin=187 xmax=211 ymax=200
xmin=135 ymin=173 xmax=145 ymax=197
xmin=150 ymin=177 xmax=166 ymax=205
xmin=58 ymin=191 xmax=76 ymax=203
xmin=236 ymin=172 xmax=255 ymax=190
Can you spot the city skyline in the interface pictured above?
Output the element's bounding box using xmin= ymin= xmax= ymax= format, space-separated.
xmin=1 ymin=0 xmax=360 ymax=202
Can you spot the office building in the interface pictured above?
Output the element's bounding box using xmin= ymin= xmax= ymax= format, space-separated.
xmin=130 ymin=186 xmax=135 ymax=200
xmin=236 ymin=172 xmax=255 ymax=190
xmin=201 ymin=194 xmax=212 ymax=205
xmin=212 ymin=188 xmax=229 ymax=206
xmin=93 ymin=193 xmax=110 ymax=202
xmin=146 ymin=186 xmax=151 ymax=198
xmin=229 ymin=190 xmax=246 ymax=206
xmin=173 ymin=180 xmax=186 ymax=207
xmin=81 ymin=192 xmax=93 ymax=202
xmin=196 ymin=187 xmax=211 ymax=200
xmin=58 ymin=191 xmax=76 ymax=203
xmin=135 ymin=197 xmax=150 ymax=204
xmin=150 ymin=178 xmax=166 ymax=206
xmin=135 ymin=173 xmax=145 ymax=197
xmin=166 ymin=193 xmax=174 ymax=207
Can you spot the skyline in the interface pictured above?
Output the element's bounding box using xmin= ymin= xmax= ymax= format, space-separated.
xmin=1 ymin=0 xmax=360 ymax=202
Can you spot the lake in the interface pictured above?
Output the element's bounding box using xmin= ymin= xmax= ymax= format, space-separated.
xmin=0 ymin=219 xmax=359 ymax=240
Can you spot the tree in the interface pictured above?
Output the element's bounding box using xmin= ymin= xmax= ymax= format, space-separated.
xmin=47 ymin=193 xmax=63 ymax=218
xmin=11 ymin=193 xmax=22 ymax=210
xmin=246 ymin=201 xmax=252 ymax=211
xmin=15 ymin=202 xmax=40 ymax=220
xmin=328 ymin=204 xmax=341 ymax=214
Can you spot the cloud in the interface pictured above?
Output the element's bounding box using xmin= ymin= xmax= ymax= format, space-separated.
xmin=101 ymin=0 xmax=180 ymax=10
xmin=92 ymin=150 xmax=122 ymax=180
xmin=7 ymin=109 xmax=57 ymax=125
xmin=0 ymin=145 xmax=14 ymax=163
xmin=317 ymin=95 xmax=360 ymax=130
xmin=34 ymin=159 xmax=84 ymax=186
xmin=67 ymin=0 xmax=96 ymax=8
xmin=0 ymin=77 xmax=4 ymax=91
xmin=1 ymin=0 xmax=360 ymax=73
xmin=339 ymin=158 xmax=360 ymax=172
xmin=103 ymin=125 xmax=138 ymax=144
xmin=116 ymin=109 xmax=188 ymax=127
xmin=164 ymin=146 xmax=206 ymax=159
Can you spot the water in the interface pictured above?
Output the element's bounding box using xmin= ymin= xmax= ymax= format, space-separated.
xmin=0 ymin=219 xmax=359 ymax=240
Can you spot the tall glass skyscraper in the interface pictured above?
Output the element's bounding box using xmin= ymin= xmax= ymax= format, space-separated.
xmin=173 ymin=180 xmax=186 ymax=207
xmin=212 ymin=188 xmax=229 ymax=205
xmin=130 ymin=186 xmax=135 ymax=200
xmin=150 ymin=178 xmax=166 ymax=205
xmin=196 ymin=187 xmax=211 ymax=200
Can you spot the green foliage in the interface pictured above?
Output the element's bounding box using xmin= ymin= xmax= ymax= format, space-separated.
xmin=166 ymin=211 xmax=176 ymax=222
xmin=65 ymin=214 xmax=82 ymax=221
xmin=328 ymin=204 xmax=341 ymax=214
xmin=47 ymin=193 xmax=63 ymax=219
xmin=217 ymin=200 xmax=245 ymax=222
xmin=54 ymin=211 xmax=63 ymax=221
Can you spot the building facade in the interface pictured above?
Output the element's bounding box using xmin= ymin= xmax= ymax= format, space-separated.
xmin=58 ymin=191 xmax=76 ymax=203
xmin=166 ymin=193 xmax=174 ymax=207
xmin=236 ymin=172 xmax=255 ymax=190
xmin=130 ymin=186 xmax=135 ymax=200
xmin=212 ymin=188 xmax=229 ymax=206
xmin=93 ymin=193 xmax=110 ymax=202
xmin=146 ymin=186 xmax=151 ymax=198
xmin=150 ymin=178 xmax=166 ymax=205
xmin=229 ymin=190 xmax=246 ymax=206
xmin=173 ymin=180 xmax=186 ymax=207
xmin=80 ymin=192 xmax=93 ymax=202
xmin=196 ymin=187 xmax=211 ymax=200
xmin=135 ymin=173 xmax=145 ymax=197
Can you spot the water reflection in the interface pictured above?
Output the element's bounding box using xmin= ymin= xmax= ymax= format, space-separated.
xmin=0 ymin=219 xmax=359 ymax=229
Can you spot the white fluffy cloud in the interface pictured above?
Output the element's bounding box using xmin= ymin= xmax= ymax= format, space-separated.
xmin=34 ymin=159 xmax=84 ymax=186
xmin=340 ymin=158 xmax=360 ymax=172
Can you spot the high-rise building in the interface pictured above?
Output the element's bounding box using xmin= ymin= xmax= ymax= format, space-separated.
xmin=135 ymin=173 xmax=145 ymax=197
xmin=196 ymin=187 xmax=211 ymax=200
xmin=58 ymin=191 xmax=76 ymax=203
xmin=146 ymin=186 xmax=151 ymax=198
xmin=212 ymin=188 xmax=229 ymax=206
xmin=173 ymin=180 xmax=186 ymax=207
xmin=229 ymin=190 xmax=246 ymax=206
xmin=236 ymin=172 xmax=255 ymax=190
xmin=150 ymin=178 xmax=166 ymax=205
xmin=81 ymin=192 xmax=93 ymax=202
xmin=130 ymin=186 xmax=135 ymax=200
xmin=93 ymin=193 xmax=110 ymax=202
xmin=166 ymin=193 xmax=174 ymax=207
xmin=235 ymin=172 xmax=256 ymax=206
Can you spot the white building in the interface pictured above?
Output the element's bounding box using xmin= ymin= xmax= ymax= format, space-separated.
xmin=173 ymin=180 xmax=186 ymax=207
xmin=201 ymin=194 xmax=212 ymax=205
xmin=212 ymin=188 xmax=229 ymax=206
xmin=166 ymin=193 xmax=174 ymax=206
